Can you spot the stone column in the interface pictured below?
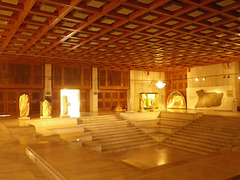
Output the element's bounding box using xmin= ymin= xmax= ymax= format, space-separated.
xmin=44 ymin=64 xmax=52 ymax=98
xmin=129 ymin=70 xmax=135 ymax=111
xmin=90 ymin=67 xmax=98 ymax=112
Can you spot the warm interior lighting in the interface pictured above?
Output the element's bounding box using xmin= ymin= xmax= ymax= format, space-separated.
xmin=155 ymin=81 xmax=166 ymax=89
xmin=202 ymin=77 xmax=206 ymax=81
xmin=195 ymin=78 xmax=199 ymax=81
xmin=238 ymin=76 xmax=240 ymax=80
xmin=60 ymin=89 xmax=80 ymax=118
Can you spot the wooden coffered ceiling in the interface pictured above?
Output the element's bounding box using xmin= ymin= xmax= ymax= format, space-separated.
xmin=0 ymin=0 xmax=239 ymax=71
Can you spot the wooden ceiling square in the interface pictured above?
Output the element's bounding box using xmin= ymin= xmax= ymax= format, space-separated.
xmin=1 ymin=0 xmax=19 ymax=5
xmin=73 ymin=10 xmax=89 ymax=19
xmin=0 ymin=8 xmax=13 ymax=16
xmin=40 ymin=3 xmax=57 ymax=13
xmin=215 ymin=0 xmax=236 ymax=7
xmin=137 ymin=0 xmax=155 ymax=4
xmin=31 ymin=14 xmax=47 ymax=22
xmin=163 ymin=1 xmax=183 ymax=12
xmin=110 ymin=30 xmax=124 ymax=36
xmin=141 ymin=13 xmax=159 ymax=21
xmin=117 ymin=6 xmax=134 ymax=16
xmin=100 ymin=17 xmax=116 ymax=25
xmin=187 ymin=9 xmax=205 ymax=18
xmin=86 ymin=0 xmax=106 ymax=8
xmin=0 ymin=19 xmax=8 ymax=25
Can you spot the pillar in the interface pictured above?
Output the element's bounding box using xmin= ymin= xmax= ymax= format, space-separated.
xmin=90 ymin=67 xmax=98 ymax=112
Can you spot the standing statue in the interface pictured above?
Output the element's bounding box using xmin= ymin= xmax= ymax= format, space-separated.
xmin=42 ymin=100 xmax=51 ymax=117
xmin=151 ymin=100 xmax=156 ymax=111
xmin=19 ymin=94 xmax=30 ymax=118
xmin=62 ymin=96 xmax=70 ymax=116
xmin=139 ymin=96 xmax=144 ymax=112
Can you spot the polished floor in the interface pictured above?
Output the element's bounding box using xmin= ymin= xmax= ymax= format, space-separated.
xmin=1 ymin=110 xmax=240 ymax=179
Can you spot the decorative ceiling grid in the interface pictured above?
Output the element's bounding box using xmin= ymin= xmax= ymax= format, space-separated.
xmin=0 ymin=0 xmax=239 ymax=71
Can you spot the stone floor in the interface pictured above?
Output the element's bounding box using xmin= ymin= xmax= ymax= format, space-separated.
xmin=0 ymin=110 xmax=240 ymax=179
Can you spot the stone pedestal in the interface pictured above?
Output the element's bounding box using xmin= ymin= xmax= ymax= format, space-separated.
xmin=60 ymin=115 xmax=70 ymax=118
xmin=40 ymin=116 xmax=52 ymax=119
xmin=18 ymin=117 xmax=30 ymax=120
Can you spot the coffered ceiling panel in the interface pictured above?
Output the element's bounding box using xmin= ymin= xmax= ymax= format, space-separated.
xmin=0 ymin=0 xmax=239 ymax=71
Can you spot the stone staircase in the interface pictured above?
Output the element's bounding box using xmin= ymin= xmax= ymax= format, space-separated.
xmin=133 ymin=112 xmax=201 ymax=143
xmin=161 ymin=115 xmax=240 ymax=155
xmin=77 ymin=115 xmax=158 ymax=153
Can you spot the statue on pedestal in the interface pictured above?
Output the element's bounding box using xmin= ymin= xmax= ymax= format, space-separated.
xmin=19 ymin=94 xmax=30 ymax=118
xmin=62 ymin=96 xmax=70 ymax=117
xmin=139 ymin=96 xmax=145 ymax=112
xmin=150 ymin=100 xmax=156 ymax=111
xmin=42 ymin=100 xmax=51 ymax=117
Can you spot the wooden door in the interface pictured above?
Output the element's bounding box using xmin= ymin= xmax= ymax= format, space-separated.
xmin=98 ymin=90 xmax=127 ymax=111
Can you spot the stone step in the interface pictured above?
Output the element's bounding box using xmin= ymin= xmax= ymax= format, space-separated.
xmin=203 ymin=115 xmax=240 ymax=121
xmin=172 ymin=134 xmax=230 ymax=147
xmin=103 ymin=138 xmax=156 ymax=149
xmin=93 ymin=133 xmax=147 ymax=142
xmin=100 ymin=136 xmax=153 ymax=146
xmin=85 ymin=125 xmax=139 ymax=134
xmin=163 ymin=139 xmax=217 ymax=153
xmin=160 ymin=112 xmax=202 ymax=120
xmin=82 ymin=141 xmax=102 ymax=152
xmin=49 ymin=126 xmax=85 ymax=134
xmin=159 ymin=118 xmax=191 ymax=127
xmin=79 ymin=123 xmax=131 ymax=130
xmin=148 ymin=133 xmax=169 ymax=142
xmin=186 ymin=125 xmax=234 ymax=137
xmin=93 ymin=131 xmax=145 ymax=139
xmin=131 ymin=119 xmax=160 ymax=126
xmin=193 ymin=122 xmax=240 ymax=134
xmin=88 ymin=127 xmax=142 ymax=136
xmin=160 ymin=142 xmax=208 ymax=155
xmin=197 ymin=120 xmax=240 ymax=129
xmin=182 ymin=129 xmax=233 ymax=142
xmin=78 ymin=120 xmax=128 ymax=126
xmin=169 ymin=136 xmax=222 ymax=150
xmin=140 ymin=124 xmax=180 ymax=134
xmin=102 ymin=140 xmax=157 ymax=153
xmin=177 ymin=131 xmax=232 ymax=144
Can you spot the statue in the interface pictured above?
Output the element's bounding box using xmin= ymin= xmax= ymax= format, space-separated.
xmin=19 ymin=94 xmax=30 ymax=118
xmin=62 ymin=96 xmax=70 ymax=117
xmin=42 ymin=100 xmax=51 ymax=117
xmin=139 ymin=96 xmax=144 ymax=112
xmin=150 ymin=100 xmax=155 ymax=111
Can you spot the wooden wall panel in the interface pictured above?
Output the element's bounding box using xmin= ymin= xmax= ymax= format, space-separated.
xmin=0 ymin=63 xmax=44 ymax=89
xmin=0 ymin=89 xmax=43 ymax=115
xmin=53 ymin=65 xmax=91 ymax=89
xmin=165 ymin=71 xmax=187 ymax=107
xmin=99 ymin=69 xmax=129 ymax=90
xmin=98 ymin=90 xmax=127 ymax=111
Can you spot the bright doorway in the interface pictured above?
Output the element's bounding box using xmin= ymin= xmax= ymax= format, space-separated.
xmin=60 ymin=89 xmax=80 ymax=117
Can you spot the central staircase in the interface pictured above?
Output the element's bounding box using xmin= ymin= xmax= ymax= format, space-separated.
xmin=77 ymin=115 xmax=158 ymax=153
xmin=161 ymin=115 xmax=240 ymax=155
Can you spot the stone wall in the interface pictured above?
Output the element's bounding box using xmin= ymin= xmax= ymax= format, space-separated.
xmin=187 ymin=62 xmax=240 ymax=111
xmin=129 ymin=70 xmax=165 ymax=111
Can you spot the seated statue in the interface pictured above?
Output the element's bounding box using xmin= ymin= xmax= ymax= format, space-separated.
xmin=19 ymin=94 xmax=30 ymax=118
xmin=42 ymin=100 xmax=51 ymax=117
